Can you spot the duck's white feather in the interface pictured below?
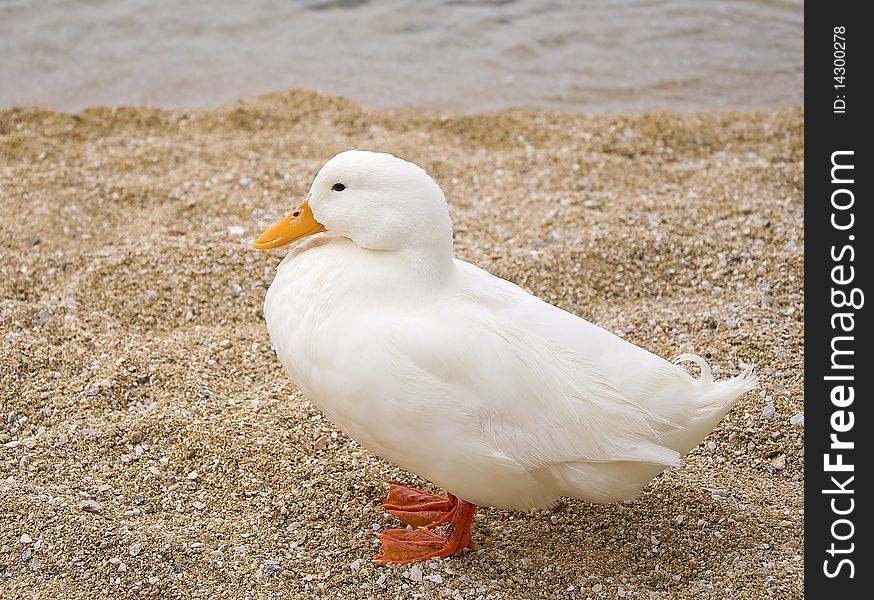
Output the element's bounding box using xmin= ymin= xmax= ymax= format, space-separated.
xmin=265 ymin=234 xmax=756 ymax=510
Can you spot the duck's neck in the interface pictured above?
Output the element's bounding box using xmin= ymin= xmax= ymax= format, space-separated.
xmin=299 ymin=234 xmax=457 ymax=291
xmin=391 ymin=241 xmax=456 ymax=287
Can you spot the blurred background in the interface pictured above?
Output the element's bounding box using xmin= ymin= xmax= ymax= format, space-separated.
xmin=1 ymin=0 xmax=802 ymax=113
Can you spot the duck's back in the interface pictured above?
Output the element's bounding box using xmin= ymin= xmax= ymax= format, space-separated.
xmin=390 ymin=259 xmax=758 ymax=503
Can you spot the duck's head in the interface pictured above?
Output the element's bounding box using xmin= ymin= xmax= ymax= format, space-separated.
xmin=254 ymin=150 xmax=453 ymax=254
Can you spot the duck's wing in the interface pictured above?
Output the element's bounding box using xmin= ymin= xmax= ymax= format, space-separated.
xmin=387 ymin=261 xmax=707 ymax=471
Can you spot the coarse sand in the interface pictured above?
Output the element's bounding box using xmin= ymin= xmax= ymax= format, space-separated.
xmin=1 ymin=91 xmax=803 ymax=599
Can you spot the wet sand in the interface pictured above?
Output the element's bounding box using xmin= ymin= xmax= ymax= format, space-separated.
xmin=1 ymin=91 xmax=803 ymax=599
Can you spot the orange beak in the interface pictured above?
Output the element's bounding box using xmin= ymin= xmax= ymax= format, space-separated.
xmin=253 ymin=197 xmax=326 ymax=250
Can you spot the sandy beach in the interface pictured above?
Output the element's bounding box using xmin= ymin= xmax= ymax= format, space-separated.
xmin=1 ymin=91 xmax=803 ymax=599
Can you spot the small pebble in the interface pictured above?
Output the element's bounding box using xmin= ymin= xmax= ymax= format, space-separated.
xmin=129 ymin=542 xmax=144 ymax=556
xmin=408 ymin=566 xmax=423 ymax=582
xmin=424 ymin=574 xmax=444 ymax=584
xmin=187 ymin=471 xmax=199 ymax=480
xmin=80 ymin=499 xmax=103 ymax=513
xmin=350 ymin=559 xmax=361 ymax=571
xmin=789 ymin=413 xmax=804 ymax=426
xmin=761 ymin=401 xmax=776 ymax=419
xmin=20 ymin=534 xmax=33 ymax=544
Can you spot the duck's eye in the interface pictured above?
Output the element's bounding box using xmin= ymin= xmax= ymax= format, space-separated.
xmin=331 ymin=183 xmax=346 ymax=192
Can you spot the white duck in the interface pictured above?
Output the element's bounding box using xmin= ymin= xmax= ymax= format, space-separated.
xmin=254 ymin=150 xmax=756 ymax=564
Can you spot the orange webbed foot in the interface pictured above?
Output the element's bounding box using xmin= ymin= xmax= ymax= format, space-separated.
xmin=383 ymin=483 xmax=456 ymax=528
xmin=374 ymin=527 xmax=448 ymax=565
xmin=374 ymin=493 xmax=477 ymax=565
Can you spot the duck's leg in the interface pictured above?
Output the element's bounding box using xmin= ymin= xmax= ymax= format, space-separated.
xmin=383 ymin=484 xmax=456 ymax=528
xmin=374 ymin=498 xmax=477 ymax=565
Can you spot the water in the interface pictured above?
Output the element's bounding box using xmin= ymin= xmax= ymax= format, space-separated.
xmin=0 ymin=0 xmax=803 ymax=113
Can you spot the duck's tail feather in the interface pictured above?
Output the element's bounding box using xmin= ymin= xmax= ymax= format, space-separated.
xmin=673 ymin=352 xmax=758 ymax=406
xmin=673 ymin=353 xmax=714 ymax=384
xmin=665 ymin=356 xmax=758 ymax=454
